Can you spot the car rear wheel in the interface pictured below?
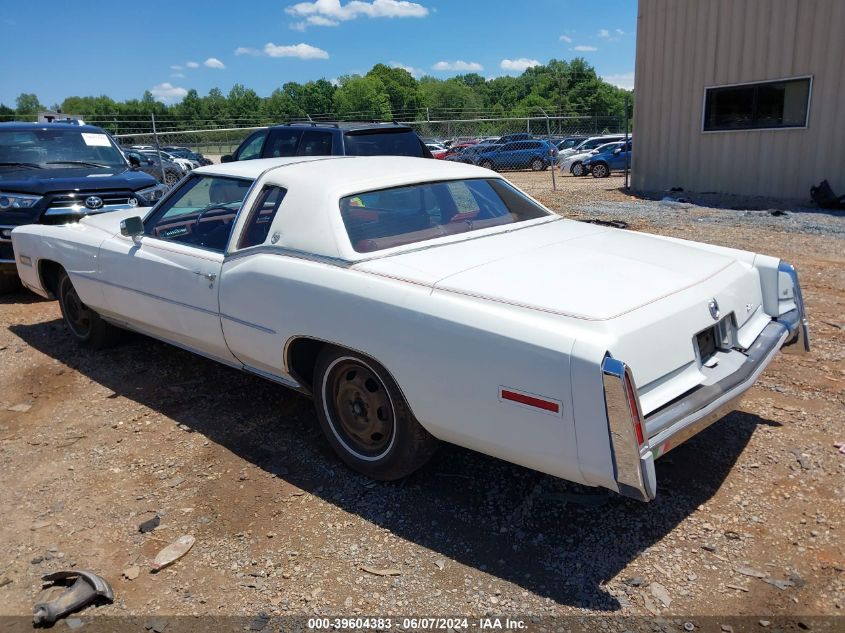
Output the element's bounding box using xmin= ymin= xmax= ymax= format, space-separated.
xmin=313 ymin=347 xmax=438 ymax=480
xmin=479 ymin=159 xmax=495 ymax=171
xmin=56 ymin=270 xmax=120 ymax=349
xmin=571 ymin=162 xmax=585 ymax=177
xmin=164 ymin=171 xmax=180 ymax=186
xmin=530 ymin=157 xmax=545 ymax=171
xmin=592 ymin=162 xmax=610 ymax=178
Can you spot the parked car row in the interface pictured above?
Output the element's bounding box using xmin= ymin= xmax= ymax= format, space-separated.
xmin=432 ymin=135 xmax=559 ymax=172
xmin=558 ymin=134 xmax=631 ymax=177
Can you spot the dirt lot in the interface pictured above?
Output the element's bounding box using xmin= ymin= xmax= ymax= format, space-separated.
xmin=0 ymin=172 xmax=843 ymax=626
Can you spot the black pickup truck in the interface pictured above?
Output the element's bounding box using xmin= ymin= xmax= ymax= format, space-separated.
xmin=0 ymin=122 xmax=167 ymax=293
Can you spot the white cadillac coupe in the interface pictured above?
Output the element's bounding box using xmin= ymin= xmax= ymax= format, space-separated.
xmin=10 ymin=156 xmax=809 ymax=501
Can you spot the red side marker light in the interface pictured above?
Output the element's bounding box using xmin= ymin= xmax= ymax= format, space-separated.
xmin=500 ymin=388 xmax=561 ymax=414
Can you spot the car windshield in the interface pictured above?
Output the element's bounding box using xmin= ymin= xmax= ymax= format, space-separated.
xmin=341 ymin=178 xmax=551 ymax=253
xmin=0 ymin=128 xmax=127 ymax=168
xmin=343 ymin=130 xmax=426 ymax=157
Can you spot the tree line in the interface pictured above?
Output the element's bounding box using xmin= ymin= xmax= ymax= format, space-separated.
xmin=2 ymin=59 xmax=631 ymax=133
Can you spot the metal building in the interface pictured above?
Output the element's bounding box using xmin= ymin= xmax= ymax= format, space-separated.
xmin=632 ymin=0 xmax=845 ymax=200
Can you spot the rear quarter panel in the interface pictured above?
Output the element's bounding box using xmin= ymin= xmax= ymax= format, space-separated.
xmin=219 ymin=253 xmax=588 ymax=484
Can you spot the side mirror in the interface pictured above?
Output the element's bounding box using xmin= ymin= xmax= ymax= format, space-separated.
xmin=221 ymin=154 xmax=234 ymax=163
xmin=127 ymin=154 xmax=141 ymax=168
xmin=120 ymin=216 xmax=144 ymax=238
xmin=613 ymin=148 xmax=622 ymax=155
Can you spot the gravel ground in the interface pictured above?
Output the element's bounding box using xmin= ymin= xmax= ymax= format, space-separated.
xmin=0 ymin=171 xmax=843 ymax=627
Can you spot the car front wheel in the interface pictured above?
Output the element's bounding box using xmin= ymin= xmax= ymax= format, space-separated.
xmin=571 ymin=162 xmax=585 ymax=177
xmin=592 ymin=162 xmax=610 ymax=178
xmin=479 ymin=159 xmax=495 ymax=171
xmin=56 ymin=270 xmax=119 ymax=349
xmin=313 ymin=347 xmax=438 ymax=480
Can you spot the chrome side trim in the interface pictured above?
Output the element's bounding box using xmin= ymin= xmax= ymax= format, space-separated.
xmin=220 ymin=313 xmax=276 ymax=334
xmin=99 ymin=315 xmax=242 ymax=370
xmin=223 ymin=244 xmax=352 ymax=268
xmin=75 ymin=273 xmax=218 ymax=317
xmin=601 ymin=356 xmax=655 ymax=502
xmin=43 ymin=204 xmax=137 ymax=217
xmin=0 ymin=258 xmax=15 ymax=265
xmin=777 ymin=261 xmax=810 ymax=353
xmin=242 ymin=364 xmax=302 ymax=390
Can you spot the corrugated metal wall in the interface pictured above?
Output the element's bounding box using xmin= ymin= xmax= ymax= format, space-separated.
xmin=632 ymin=0 xmax=845 ymax=200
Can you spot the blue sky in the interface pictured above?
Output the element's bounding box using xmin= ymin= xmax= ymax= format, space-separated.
xmin=0 ymin=0 xmax=637 ymax=107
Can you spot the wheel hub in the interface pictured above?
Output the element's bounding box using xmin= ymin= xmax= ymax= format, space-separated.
xmin=327 ymin=361 xmax=394 ymax=457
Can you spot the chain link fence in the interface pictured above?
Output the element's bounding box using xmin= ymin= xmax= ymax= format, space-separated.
xmin=77 ymin=114 xmax=628 ymax=190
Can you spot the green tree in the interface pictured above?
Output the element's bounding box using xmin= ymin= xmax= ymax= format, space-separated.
xmin=333 ymin=75 xmax=392 ymax=120
xmin=15 ymin=93 xmax=43 ymax=115
xmin=365 ymin=64 xmax=418 ymax=116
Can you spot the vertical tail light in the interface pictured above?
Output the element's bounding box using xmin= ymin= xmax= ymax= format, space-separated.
xmin=624 ymin=373 xmax=646 ymax=446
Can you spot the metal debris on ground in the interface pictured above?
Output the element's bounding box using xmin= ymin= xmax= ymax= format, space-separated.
xmin=32 ymin=570 xmax=114 ymax=625
xmin=735 ymin=566 xmax=768 ymax=579
xmin=151 ymin=535 xmax=195 ymax=571
xmin=144 ymin=617 xmax=169 ymax=632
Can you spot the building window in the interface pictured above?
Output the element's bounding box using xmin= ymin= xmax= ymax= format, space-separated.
xmin=703 ymin=77 xmax=811 ymax=132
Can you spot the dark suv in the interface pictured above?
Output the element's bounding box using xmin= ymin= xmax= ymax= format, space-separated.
xmin=222 ymin=121 xmax=432 ymax=162
xmin=0 ymin=122 xmax=166 ymax=293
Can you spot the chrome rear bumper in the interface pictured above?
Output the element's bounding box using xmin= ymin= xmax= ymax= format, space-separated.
xmin=602 ymin=285 xmax=809 ymax=502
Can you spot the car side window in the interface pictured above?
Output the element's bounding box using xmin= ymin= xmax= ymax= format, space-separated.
xmin=237 ymin=186 xmax=287 ymax=249
xmin=264 ymin=129 xmax=302 ymax=158
xmin=297 ymin=130 xmax=333 ymax=156
xmin=144 ymin=175 xmax=253 ymax=253
xmin=236 ymin=131 xmax=267 ymax=161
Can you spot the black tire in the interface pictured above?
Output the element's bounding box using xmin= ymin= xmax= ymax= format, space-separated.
xmin=571 ymin=162 xmax=585 ymax=177
xmin=479 ymin=159 xmax=495 ymax=171
xmin=592 ymin=162 xmax=610 ymax=178
xmin=164 ymin=170 xmax=180 ymax=186
xmin=56 ymin=270 xmax=120 ymax=349
xmin=530 ymin=157 xmax=545 ymax=171
xmin=0 ymin=273 xmax=22 ymax=295
xmin=313 ymin=347 xmax=438 ymax=480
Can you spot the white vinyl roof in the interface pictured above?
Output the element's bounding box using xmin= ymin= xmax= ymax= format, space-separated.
xmin=198 ymin=156 xmax=533 ymax=261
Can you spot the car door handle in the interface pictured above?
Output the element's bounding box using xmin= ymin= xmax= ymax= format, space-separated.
xmin=193 ymin=271 xmax=217 ymax=281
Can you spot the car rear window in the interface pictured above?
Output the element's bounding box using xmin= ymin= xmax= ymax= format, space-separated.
xmin=343 ymin=130 xmax=426 ymax=157
xmin=340 ymin=178 xmax=551 ymax=253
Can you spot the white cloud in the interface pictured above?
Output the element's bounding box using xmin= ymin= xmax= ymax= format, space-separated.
xmin=602 ymin=71 xmax=635 ymax=90
xmin=389 ymin=61 xmax=422 ymax=76
xmin=598 ymin=28 xmax=610 ymax=38
xmin=615 ymin=28 xmax=624 ymax=35
xmin=235 ymin=47 xmax=261 ymax=56
xmin=559 ymin=34 xmax=572 ymax=43
xmin=432 ymin=60 xmax=483 ymax=72
xmin=286 ymin=0 xmax=428 ymax=28
xmin=571 ymin=45 xmax=598 ymax=52
xmin=500 ymin=58 xmax=541 ymax=72
xmin=186 ymin=61 xmax=199 ymax=68
xmin=204 ymin=57 xmax=226 ymax=69
xmin=150 ymin=82 xmax=188 ymax=104
xmin=170 ymin=64 xmax=183 ymax=70
xmin=171 ymin=72 xmax=185 ymax=78
xmin=263 ymin=42 xmax=330 ymax=59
